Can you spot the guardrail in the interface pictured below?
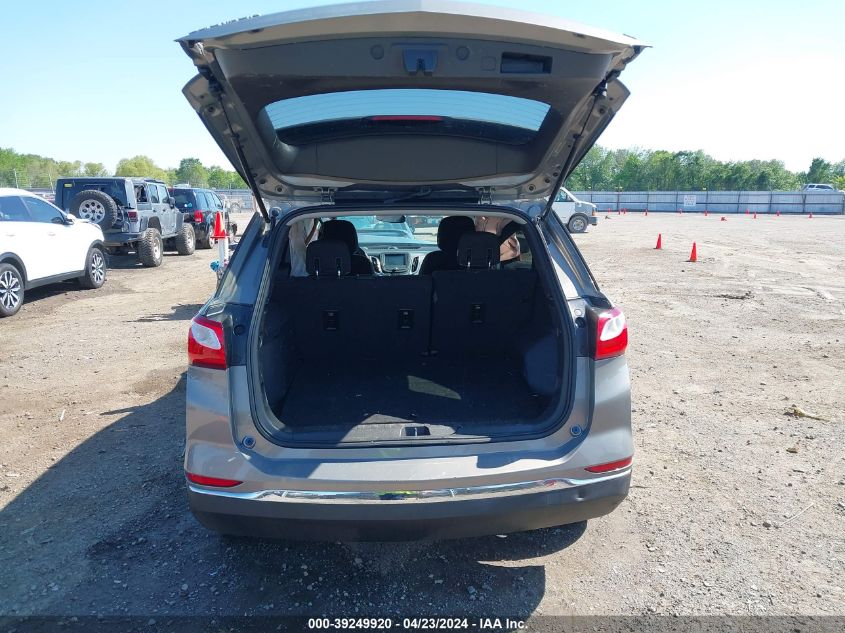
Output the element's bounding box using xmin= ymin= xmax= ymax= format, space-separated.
xmin=572 ymin=190 xmax=845 ymax=215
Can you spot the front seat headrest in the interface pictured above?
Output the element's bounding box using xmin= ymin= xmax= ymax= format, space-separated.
xmin=320 ymin=219 xmax=359 ymax=253
xmin=306 ymin=239 xmax=351 ymax=277
xmin=437 ymin=216 xmax=475 ymax=253
xmin=457 ymin=232 xmax=500 ymax=269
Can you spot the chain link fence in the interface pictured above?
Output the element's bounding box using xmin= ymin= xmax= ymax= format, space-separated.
xmin=1 ymin=169 xmax=58 ymax=189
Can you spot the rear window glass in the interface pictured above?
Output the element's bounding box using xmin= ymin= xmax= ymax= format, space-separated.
xmin=172 ymin=190 xmax=197 ymax=210
xmin=57 ymin=180 xmax=130 ymax=210
xmin=265 ymin=89 xmax=550 ymax=131
xmin=286 ymin=214 xmax=530 ymax=277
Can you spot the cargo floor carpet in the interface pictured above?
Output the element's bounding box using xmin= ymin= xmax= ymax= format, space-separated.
xmin=274 ymin=356 xmax=548 ymax=431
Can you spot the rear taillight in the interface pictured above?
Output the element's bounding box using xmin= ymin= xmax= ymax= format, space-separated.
xmin=188 ymin=316 xmax=226 ymax=370
xmin=593 ymin=307 xmax=628 ymax=360
xmin=193 ymin=210 xmax=204 ymax=223
xmin=127 ymin=211 xmax=138 ymax=221
xmin=186 ymin=472 xmax=242 ymax=487
xmin=585 ymin=456 xmax=633 ymax=473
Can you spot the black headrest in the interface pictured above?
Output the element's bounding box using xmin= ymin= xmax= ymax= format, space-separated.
xmin=437 ymin=216 xmax=475 ymax=252
xmin=320 ymin=219 xmax=359 ymax=253
xmin=306 ymin=239 xmax=351 ymax=277
xmin=457 ymin=232 xmax=500 ymax=269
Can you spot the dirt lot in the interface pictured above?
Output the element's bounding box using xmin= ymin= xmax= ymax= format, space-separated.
xmin=0 ymin=212 xmax=843 ymax=619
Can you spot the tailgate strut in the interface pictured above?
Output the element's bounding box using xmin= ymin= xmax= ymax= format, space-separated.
xmin=219 ymin=99 xmax=270 ymax=223
xmin=540 ymin=81 xmax=605 ymax=220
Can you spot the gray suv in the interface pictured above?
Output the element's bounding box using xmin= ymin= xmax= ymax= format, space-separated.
xmin=180 ymin=1 xmax=642 ymax=541
xmin=55 ymin=177 xmax=195 ymax=267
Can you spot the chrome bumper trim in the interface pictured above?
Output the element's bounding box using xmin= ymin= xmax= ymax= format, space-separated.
xmin=187 ymin=469 xmax=630 ymax=503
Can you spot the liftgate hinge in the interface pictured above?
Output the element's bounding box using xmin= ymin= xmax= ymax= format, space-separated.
xmin=317 ymin=188 xmax=335 ymax=204
xmin=477 ymin=187 xmax=493 ymax=205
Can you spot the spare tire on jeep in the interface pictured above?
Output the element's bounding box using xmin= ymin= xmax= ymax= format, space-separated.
xmin=70 ymin=190 xmax=119 ymax=229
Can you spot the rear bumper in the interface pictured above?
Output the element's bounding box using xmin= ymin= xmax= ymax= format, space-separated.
xmin=188 ymin=222 xmax=210 ymax=239
xmin=187 ymin=470 xmax=630 ymax=541
xmin=102 ymin=231 xmax=143 ymax=246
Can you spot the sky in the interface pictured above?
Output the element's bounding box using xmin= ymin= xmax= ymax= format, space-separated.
xmin=1 ymin=0 xmax=843 ymax=173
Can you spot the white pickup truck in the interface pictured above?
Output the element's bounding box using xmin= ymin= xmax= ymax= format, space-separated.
xmin=551 ymin=187 xmax=598 ymax=233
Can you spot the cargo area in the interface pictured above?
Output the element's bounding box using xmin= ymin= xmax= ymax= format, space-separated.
xmin=254 ymin=227 xmax=567 ymax=444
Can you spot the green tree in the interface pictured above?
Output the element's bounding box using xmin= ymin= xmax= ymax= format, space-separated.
xmin=805 ymin=157 xmax=833 ymax=184
xmin=616 ymin=150 xmax=644 ymax=189
xmin=206 ymin=164 xmax=246 ymax=189
xmin=206 ymin=165 xmax=230 ymax=189
xmin=114 ymin=155 xmax=169 ymax=182
xmin=83 ymin=162 xmax=108 ymax=177
xmin=831 ymin=160 xmax=845 ymax=190
xmin=569 ymin=147 xmax=615 ymax=190
xmin=174 ymin=157 xmax=208 ymax=187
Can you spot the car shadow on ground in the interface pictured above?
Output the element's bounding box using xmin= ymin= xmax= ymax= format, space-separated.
xmin=17 ymin=281 xmax=83 ymax=304
xmin=106 ymin=253 xmax=186 ymax=270
xmin=14 ymin=279 xmax=121 ymax=316
xmin=0 ymin=375 xmax=586 ymax=617
xmin=133 ymin=303 xmax=204 ymax=323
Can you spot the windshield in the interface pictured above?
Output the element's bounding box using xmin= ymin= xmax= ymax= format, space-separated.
xmin=341 ymin=215 xmax=416 ymax=238
xmin=556 ymin=188 xmax=574 ymax=202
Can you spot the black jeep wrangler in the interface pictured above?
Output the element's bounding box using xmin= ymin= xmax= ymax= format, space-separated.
xmin=55 ymin=177 xmax=195 ymax=267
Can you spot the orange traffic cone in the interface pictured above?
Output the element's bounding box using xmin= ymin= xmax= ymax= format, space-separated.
xmin=704 ymin=210 xmax=708 ymax=217
xmin=753 ymin=212 xmax=757 ymax=219
xmin=655 ymin=234 xmax=662 ymax=250
xmin=212 ymin=211 xmax=227 ymax=240
xmin=644 ymin=209 xmax=648 ymax=216
xmin=688 ymin=242 xmax=697 ymax=262
xmin=746 ymin=208 xmax=750 ymax=215
xmin=776 ymin=210 xmax=781 ymax=217
xmin=808 ymin=212 xmax=813 ymax=219
xmin=720 ymin=216 xmax=727 ymax=221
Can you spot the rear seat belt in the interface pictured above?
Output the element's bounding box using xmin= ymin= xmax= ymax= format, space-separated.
xmin=305 ymin=219 xmax=320 ymax=244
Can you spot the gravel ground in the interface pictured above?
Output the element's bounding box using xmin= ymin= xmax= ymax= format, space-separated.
xmin=0 ymin=212 xmax=843 ymax=618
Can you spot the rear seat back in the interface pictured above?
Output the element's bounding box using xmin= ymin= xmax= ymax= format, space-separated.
xmin=431 ymin=232 xmax=537 ymax=356
xmin=273 ymin=275 xmax=433 ymax=361
xmin=305 ymin=239 xmax=351 ymax=277
xmin=431 ymin=268 xmax=537 ymax=356
xmin=270 ymin=229 xmax=535 ymax=361
xmin=350 ymin=277 xmax=433 ymax=359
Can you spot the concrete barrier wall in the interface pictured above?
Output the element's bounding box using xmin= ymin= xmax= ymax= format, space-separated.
xmin=25 ymin=186 xmax=844 ymax=215
xmin=573 ymin=190 xmax=845 ymax=215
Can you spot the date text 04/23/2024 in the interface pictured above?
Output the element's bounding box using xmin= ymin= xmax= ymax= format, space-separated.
xmin=307 ymin=617 xmax=527 ymax=630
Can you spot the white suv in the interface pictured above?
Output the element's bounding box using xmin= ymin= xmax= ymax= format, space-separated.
xmin=0 ymin=188 xmax=106 ymax=317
